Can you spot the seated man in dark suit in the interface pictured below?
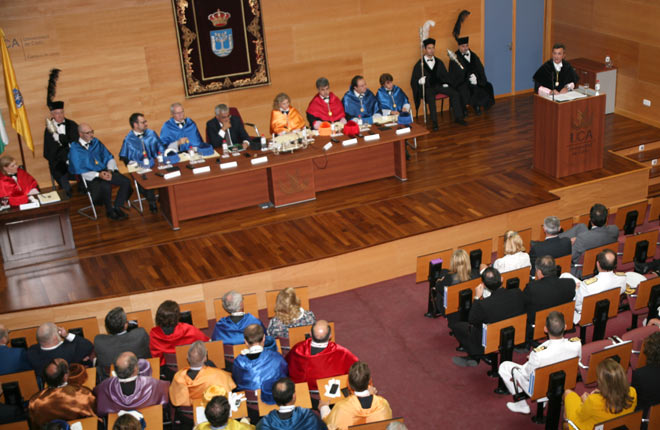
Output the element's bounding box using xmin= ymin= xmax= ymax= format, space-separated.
xmin=27 ymin=323 xmax=94 ymax=379
xmin=631 ymin=331 xmax=660 ymax=413
xmin=529 ymin=216 xmax=572 ymax=273
xmin=523 ymin=255 xmax=576 ymax=343
xmin=205 ymin=104 xmax=252 ymax=151
xmin=450 ymin=267 xmax=525 ymax=367
xmin=0 ymin=324 xmax=31 ymax=375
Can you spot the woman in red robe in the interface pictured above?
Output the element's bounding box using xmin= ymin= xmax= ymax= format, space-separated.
xmin=0 ymin=155 xmax=39 ymax=206
xmin=149 ymin=300 xmax=209 ymax=365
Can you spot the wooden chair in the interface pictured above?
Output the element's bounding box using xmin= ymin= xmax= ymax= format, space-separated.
xmin=621 ymin=229 xmax=658 ymax=264
xmin=482 ymin=314 xmax=527 ymax=388
xmin=266 ymin=287 xmax=310 ymax=319
xmin=180 ymin=300 xmax=209 ymax=329
xmin=0 ymin=370 xmax=40 ymax=400
xmin=592 ymin=409 xmax=643 ymax=430
xmin=256 ymin=382 xmax=311 ymax=416
xmin=126 ymin=309 xmax=154 ymax=333
xmin=622 ymin=325 xmax=658 ymax=369
xmin=460 ymin=238 xmax=493 ymax=266
xmin=107 ymin=404 xmax=163 ymax=428
xmin=231 ymin=339 xmax=282 ymax=358
xmin=82 ymin=367 xmax=96 ymax=391
xmin=579 ymin=340 xmax=632 ymax=385
xmin=57 ymin=317 xmax=100 ymax=344
xmin=8 ymin=326 xmax=38 ymax=348
xmin=287 ymin=322 xmax=336 ymax=349
xmin=638 ymin=338 xmax=649 ymax=368
xmin=443 ymin=278 xmax=481 ymax=316
xmin=176 ymin=340 xmax=225 ymax=370
xmin=348 ymin=418 xmax=405 ymax=429
xmin=576 ymin=242 xmax=619 ymax=279
xmin=528 ymin=357 xmax=579 ymax=424
xmin=316 ymin=374 xmax=349 ymax=405
xmin=191 ymin=393 xmax=249 ymax=425
xmin=67 ymin=416 xmax=98 ymax=430
xmin=500 ymin=267 xmax=531 ymax=291
xmin=415 ymin=248 xmax=452 ymax=283
xmin=110 ymin=357 xmax=160 ymax=379
xmin=645 ymin=401 xmax=660 ymax=430
xmin=649 ymin=196 xmax=660 ymax=223
xmin=614 ymin=200 xmax=648 ymax=232
xmin=497 ymin=228 xmax=532 ymax=258
xmin=555 ymin=254 xmax=572 ymax=275
xmin=531 ymin=301 xmax=575 ymax=341
xmin=628 ymin=276 xmax=660 ymax=329
xmin=0 ymin=422 xmax=29 ymax=430
xmin=213 ymin=293 xmax=259 ymax=319
xmin=578 ymin=288 xmax=621 ymax=343
xmin=577 ymin=213 xmax=590 ymax=226
xmin=536 ymin=217 xmax=574 ymax=241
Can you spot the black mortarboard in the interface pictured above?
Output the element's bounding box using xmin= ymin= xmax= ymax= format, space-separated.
xmin=48 ymin=101 xmax=64 ymax=110
xmin=457 ymin=36 xmax=469 ymax=45
xmin=423 ymin=38 xmax=436 ymax=47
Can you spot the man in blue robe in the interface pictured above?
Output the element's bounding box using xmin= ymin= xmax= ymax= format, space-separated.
xmin=212 ymin=291 xmax=265 ymax=345
xmin=159 ymin=102 xmax=204 ymax=151
xmin=342 ymin=75 xmax=380 ymax=123
xmin=232 ymin=324 xmax=287 ymax=405
xmin=376 ymin=73 xmax=411 ymax=115
xmin=68 ymin=123 xmax=133 ymax=220
xmin=119 ymin=113 xmax=164 ymax=213
xmin=257 ymin=377 xmax=327 ymax=430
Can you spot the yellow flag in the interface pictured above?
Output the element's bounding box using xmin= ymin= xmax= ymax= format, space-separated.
xmin=0 ymin=28 xmax=34 ymax=152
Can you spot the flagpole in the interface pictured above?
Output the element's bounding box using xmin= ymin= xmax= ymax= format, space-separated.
xmin=16 ymin=133 xmax=26 ymax=169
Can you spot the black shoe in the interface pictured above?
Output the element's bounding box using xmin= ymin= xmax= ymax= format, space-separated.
xmin=456 ymin=345 xmax=466 ymax=352
xmin=452 ymin=356 xmax=478 ymax=367
xmin=482 ymin=355 xmax=494 ymax=366
xmin=475 ymin=106 xmax=482 ymax=115
xmin=432 ymin=123 xmax=439 ymax=131
xmin=455 ymin=119 xmax=467 ymax=126
xmin=107 ymin=209 xmax=121 ymax=220
xmin=112 ymin=208 xmax=128 ymax=220
xmin=149 ymin=202 xmax=158 ymax=213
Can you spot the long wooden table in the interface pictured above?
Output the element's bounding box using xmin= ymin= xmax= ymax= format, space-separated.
xmin=132 ymin=124 xmax=428 ymax=229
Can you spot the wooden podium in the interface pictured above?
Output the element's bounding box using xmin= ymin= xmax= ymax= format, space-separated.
xmin=533 ymin=94 xmax=605 ymax=178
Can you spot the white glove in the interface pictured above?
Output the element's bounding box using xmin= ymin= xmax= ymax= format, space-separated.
xmin=52 ymin=133 xmax=60 ymax=142
xmin=566 ymin=82 xmax=575 ymax=90
xmin=469 ymin=74 xmax=477 ymax=85
xmin=324 ymin=378 xmax=342 ymax=398
xmin=442 ymin=83 xmax=449 ymax=88
xmin=418 ymin=76 xmax=426 ymax=85
xmin=228 ymin=392 xmax=246 ymax=413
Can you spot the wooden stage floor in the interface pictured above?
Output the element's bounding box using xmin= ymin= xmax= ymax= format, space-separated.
xmin=1 ymin=94 xmax=658 ymax=315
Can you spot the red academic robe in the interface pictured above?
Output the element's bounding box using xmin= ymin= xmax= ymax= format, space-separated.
xmin=0 ymin=169 xmax=39 ymax=206
xmin=149 ymin=323 xmax=209 ymax=365
xmin=285 ymin=339 xmax=358 ymax=390
xmin=305 ymin=93 xmax=346 ymax=125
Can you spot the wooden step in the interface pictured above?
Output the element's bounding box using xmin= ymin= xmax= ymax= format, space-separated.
xmin=627 ymin=147 xmax=660 ymax=164
xmin=615 ymin=140 xmax=660 ymax=157
xmin=649 ymin=183 xmax=660 ymax=198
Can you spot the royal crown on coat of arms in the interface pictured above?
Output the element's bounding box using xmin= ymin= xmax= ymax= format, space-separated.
xmin=208 ymin=9 xmax=230 ymax=27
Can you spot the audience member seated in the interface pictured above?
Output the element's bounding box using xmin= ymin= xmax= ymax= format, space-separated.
xmin=529 ymin=216 xmax=572 ymax=273
xmin=212 ymin=290 xmax=264 ymax=344
xmin=27 ymin=322 xmax=93 ymax=379
xmin=68 ymin=123 xmax=133 ymax=221
xmin=320 ymin=361 xmax=392 ymax=430
xmin=286 ymin=320 xmax=358 ymax=390
xmin=564 ymin=358 xmax=637 ymax=429
xmin=95 ymin=351 xmax=169 ymax=416
xmin=112 ymin=413 xmax=143 ymax=430
xmin=28 ymin=358 xmax=96 ymax=428
xmin=376 ymin=73 xmax=411 ymax=115
xmin=267 ymin=288 xmax=316 ymax=339
xmin=94 ymin=307 xmax=151 ymax=380
xmin=160 ymin=102 xmax=203 ymax=151
xmin=232 ymin=324 xmax=288 ymax=404
xmin=431 ymin=248 xmax=480 ymax=316
xmin=149 ymin=300 xmax=210 ymax=365
xmin=170 ymin=341 xmax=236 ymax=407
xmin=492 ymin=230 xmax=530 ymax=274
xmin=270 ymin=93 xmax=306 ymax=135
xmin=568 ymin=250 xmax=627 ymax=324
xmin=342 ymin=75 xmax=380 ymax=123
xmin=523 ymin=256 xmax=575 ymax=341
xmin=631 ymin=331 xmax=660 ymax=412
xmin=0 ymin=323 xmax=31 ymax=375
xmin=195 ymin=395 xmax=255 ymax=430
xmin=559 ymin=203 xmax=619 ymax=271
xmin=305 ymin=77 xmax=346 ymax=129
xmin=498 ymin=311 xmax=581 ymax=414
xmin=0 ymin=155 xmax=39 ymax=206
xmin=257 ymin=377 xmax=326 ymax=430
xmin=450 ymin=268 xmax=525 ymax=367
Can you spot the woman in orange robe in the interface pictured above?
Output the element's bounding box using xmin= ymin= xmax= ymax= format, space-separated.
xmin=269 ymin=93 xmax=305 ymax=135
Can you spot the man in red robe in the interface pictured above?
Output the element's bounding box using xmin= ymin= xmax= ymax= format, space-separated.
xmin=285 ymin=320 xmax=358 ymax=390
xmin=305 ymin=77 xmax=346 ymax=129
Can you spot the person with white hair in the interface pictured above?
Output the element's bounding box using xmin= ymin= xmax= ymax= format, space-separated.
xmin=159 ymin=102 xmax=203 ymax=151
xmin=212 ymin=290 xmax=265 ymax=344
xmin=528 ymin=216 xmax=572 ymax=274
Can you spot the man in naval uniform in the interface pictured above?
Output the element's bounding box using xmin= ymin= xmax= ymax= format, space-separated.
xmin=498 ymin=311 xmax=581 ymax=414
xmin=533 ymin=43 xmax=579 ymax=95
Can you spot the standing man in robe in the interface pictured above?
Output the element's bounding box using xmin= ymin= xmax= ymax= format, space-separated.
xmin=342 ymin=75 xmax=380 ymax=123
xmin=533 ymin=43 xmax=579 ymax=95
xmin=411 ymin=38 xmax=467 ymax=129
xmin=376 ymin=73 xmax=411 ymax=115
xmin=306 ymin=77 xmax=346 ymax=129
xmin=119 ymin=113 xmax=164 ymax=213
xmin=160 ymin=102 xmax=204 ymax=151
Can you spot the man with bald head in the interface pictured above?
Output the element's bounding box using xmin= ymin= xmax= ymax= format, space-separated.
xmin=28 ymin=358 xmax=96 ymax=428
xmin=170 ymin=340 xmax=236 ymax=407
xmin=94 ymin=351 xmax=169 ymax=416
xmin=68 ymin=123 xmax=133 ymax=220
xmin=286 ymin=320 xmax=358 ymax=390
xmin=26 ymin=322 xmax=93 ymax=379
xmin=0 ymin=324 xmax=31 ymax=375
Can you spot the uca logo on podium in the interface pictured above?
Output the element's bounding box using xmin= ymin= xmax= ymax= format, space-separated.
xmin=208 ymin=9 xmax=233 ymax=58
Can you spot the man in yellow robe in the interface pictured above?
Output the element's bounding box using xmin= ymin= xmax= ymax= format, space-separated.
xmin=270 ymin=93 xmax=305 ymax=135
xmin=320 ymin=361 xmax=392 ymax=430
xmin=170 ymin=341 xmax=236 ymax=406
xmin=194 ymin=395 xmax=255 ymax=430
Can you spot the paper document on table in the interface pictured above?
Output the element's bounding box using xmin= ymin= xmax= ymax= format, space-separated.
xmin=553 ymin=91 xmax=587 ymax=102
xmin=38 ymin=191 xmax=61 ymax=204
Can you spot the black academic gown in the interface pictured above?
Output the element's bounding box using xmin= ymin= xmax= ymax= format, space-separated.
xmin=410 ymin=57 xmax=465 ymax=123
xmin=43 ymin=118 xmax=78 ymax=190
xmin=449 ymin=50 xmax=494 ymax=109
xmin=533 ymin=59 xmax=579 ymax=93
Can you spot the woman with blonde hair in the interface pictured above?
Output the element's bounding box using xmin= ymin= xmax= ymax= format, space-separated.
xmin=492 ymin=230 xmax=530 ymax=273
xmin=270 ymin=93 xmax=305 ymax=135
xmin=267 ymin=287 xmax=316 ymax=338
xmin=564 ymin=358 xmax=637 ymax=429
xmin=428 ymin=249 xmax=480 ymax=316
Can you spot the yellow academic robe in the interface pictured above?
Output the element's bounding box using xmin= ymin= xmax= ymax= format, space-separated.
xmin=169 ymin=366 xmax=237 ymax=406
xmin=323 ymin=395 xmax=392 ymax=430
xmin=564 ymin=388 xmax=637 ymax=430
xmin=270 ymin=107 xmax=305 ymax=135
xmin=194 ymin=418 xmax=255 ymax=430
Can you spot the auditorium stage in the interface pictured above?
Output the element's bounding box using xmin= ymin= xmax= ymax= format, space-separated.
xmin=1 ymin=94 xmax=658 ymax=328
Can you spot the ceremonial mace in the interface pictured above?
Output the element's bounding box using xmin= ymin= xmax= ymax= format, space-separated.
xmin=419 ymin=20 xmax=435 ymax=124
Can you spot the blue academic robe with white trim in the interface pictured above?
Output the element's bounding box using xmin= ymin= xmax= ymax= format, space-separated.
xmin=68 ymin=138 xmax=114 ymax=174
xmin=256 ymin=407 xmax=328 ymax=430
xmin=211 ymin=313 xmax=265 ymax=345
xmin=377 ymin=85 xmax=410 ymax=112
xmin=159 ymin=118 xmax=204 ymax=151
xmin=119 ymin=129 xmax=164 ymax=163
xmin=232 ymin=350 xmax=287 ymax=404
xmin=342 ymin=89 xmax=379 ymax=122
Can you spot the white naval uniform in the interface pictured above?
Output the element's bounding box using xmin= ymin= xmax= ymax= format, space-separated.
xmin=569 ymin=271 xmax=627 ymax=324
xmin=498 ymin=337 xmax=581 ymax=397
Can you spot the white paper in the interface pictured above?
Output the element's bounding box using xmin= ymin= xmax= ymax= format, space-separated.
xmin=193 ymin=166 xmax=211 ymax=174
xmin=364 ymin=134 xmax=380 ymax=142
xmin=220 ymin=161 xmax=238 ymax=169
xmin=251 ymin=156 xmax=268 ymax=165
xmin=553 ymin=91 xmax=587 ymax=102
xmin=195 ymin=406 xmax=208 ymax=424
xmin=19 ymin=201 xmax=40 ymax=210
xmin=342 ymin=138 xmax=358 ymax=146
xmin=395 ymin=127 xmax=411 ymax=135
xmin=163 ymin=170 xmax=182 ymax=180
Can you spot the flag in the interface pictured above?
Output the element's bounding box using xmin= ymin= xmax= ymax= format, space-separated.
xmin=0 ymin=112 xmax=8 ymax=154
xmin=0 ymin=27 xmax=34 ymax=152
